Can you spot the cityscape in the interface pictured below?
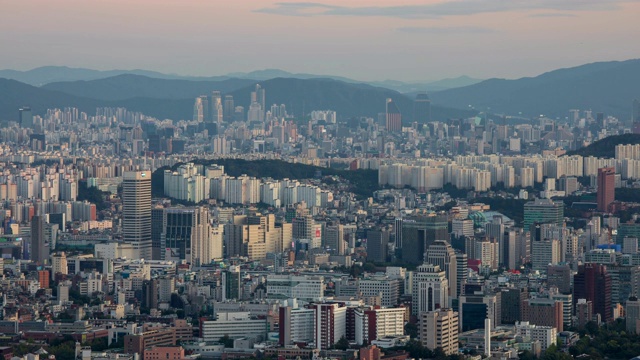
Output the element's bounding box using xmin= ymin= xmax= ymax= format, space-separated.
xmin=2 ymin=2 xmax=640 ymax=360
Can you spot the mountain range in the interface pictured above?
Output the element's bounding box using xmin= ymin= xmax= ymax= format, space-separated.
xmin=0 ymin=76 xmax=473 ymax=122
xmin=430 ymin=59 xmax=640 ymax=119
xmin=0 ymin=59 xmax=639 ymax=122
xmin=0 ymin=66 xmax=482 ymax=92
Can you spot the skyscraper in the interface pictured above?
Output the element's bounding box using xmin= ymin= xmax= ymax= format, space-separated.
xmin=30 ymin=215 xmax=48 ymax=264
xmin=210 ymin=91 xmax=223 ymax=124
xmin=426 ymin=240 xmax=458 ymax=299
xmin=597 ymin=167 xmax=615 ymax=212
xmin=19 ymin=106 xmax=32 ymax=128
xmin=385 ymin=98 xmax=402 ymax=132
xmin=523 ymin=199 xmax=564 ymax=230
xmin=366 ymin=228 xmax=390 ymax=263
xmin=413 ymin=93 xmax=431 ymax=123
xmin=122 ymin=171 xmax=152 ymax=259
xmin=223 ymin=95 xmax=235 ymax=122
xmin=420 ymin=309 xmax=459 ymax=355
xmin=162 ymin=206 xmax=211 ymax=266
xmin=573 ymin=263 xmax=612 ymax=323
xmin=193 ymin=96 xmax=205 ymax=122
xmin=411 ymin=263 xmax=448 ymax=316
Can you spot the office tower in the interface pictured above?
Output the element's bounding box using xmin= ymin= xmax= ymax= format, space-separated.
xmin=402 ymin=215 xmax=449 ymax=265
xmin=455 ymin=252 xmax=467 ymax=299
xmin=313 ymin=303 xmax=346 ymax=350
xmin=547 ymin=264 xmax=572 ymax=294
xmin=500 ymin=287 xmax=527 ymax=324
xmin=413 ymin=92 xmax=432 ymax=123
xmin=151 ymin=206 xmax=164 ymax=260
xmin=394 ymin=218 xmax=403 ymax=248
xmin=279 ymin=301 xmax=315 ymax=346
xmin=354 ymin=307 xmax=405 ymax=345
xmin=573 ymin=264 xmax=612 ymax=323
xmin=531 ymin=238 xmax=561 ymax=271
xmin=210 ymin=91 xmax=222 ymax=123
xmin=161 ymin=207 xmax=211 ymax=266
xmin=19 ymin=106 xmax=32 ymax=128
xmin=458 ymin=290 xmax=500 ymax=332
xmin=426 ymin=240 xmax=458 ymax=299
xmin=193 ymin=95 xmax=206 ymax=122
xmin=522 ymin=298 xmax=564 ymax=331
xmin=411 ymin=264 xmax=448 ymax=316
xmin=142 ymin=279 xmax=159 ymax=309
xmin=51 ymin=252 xmax=68 ymax=279
xmin=597 ymin=167 xmax=615 ymax=212
xmin=222 ymin=266 xmax=241 ymax=301
xmin=419 ymin=309 xmax=458 ymax=355
xmin=575 ymin=299 xmax=593 ymax=328
xmin=31 ymin=215 xmax=48 ymax=264
xmin=324 ymin=224 xmax=345 ymax=255
xmin=122 ymin=171 xmax=152 ymax=259
xmin=253 ymin=84 xmax=266 ymax=112
xmin=385 ymin=98 xmax=402 ymax=132
xmin=623 ymin=237 xmax=639 ymax=254
xmin=626 ymin=297 xmax=640 ymax=334
xmin=523 ymin=199 xmax=564 ymax=230
xmin=223 ymin=95 xmax=235 ymax=122
xmin=367 ymin=228 xmax=390 ymax=263
xmin=452 ymin=218 xmax=473 ymax=238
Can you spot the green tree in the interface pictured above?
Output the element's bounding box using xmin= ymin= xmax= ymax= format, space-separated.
xmin=334 ymin=336 xmax=349 ymax=350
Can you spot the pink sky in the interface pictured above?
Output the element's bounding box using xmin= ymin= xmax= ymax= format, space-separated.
xmin=1 ymin=0 xmax=639 ymax=81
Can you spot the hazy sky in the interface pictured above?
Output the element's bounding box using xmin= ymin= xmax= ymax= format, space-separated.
xmin=1 ymin=0 xmax=639 ymax=82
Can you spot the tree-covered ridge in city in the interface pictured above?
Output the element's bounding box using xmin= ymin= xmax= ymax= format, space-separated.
xmin=566 ymin=133 xmax=640 ymax=158
xmin=151 ymin=159 xmax=380 ymax=200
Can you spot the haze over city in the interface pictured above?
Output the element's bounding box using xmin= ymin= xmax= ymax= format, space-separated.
xmin=2 ymin=0 xmax=640 ymax=81
xmin=3 ymin=2 xmax=640 ymax=360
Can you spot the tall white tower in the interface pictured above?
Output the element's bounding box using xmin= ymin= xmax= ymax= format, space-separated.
xmin=122 ymin=171 xmax=152 ymax=259
xmin=484 ymin=317 xmax=491 ymax=357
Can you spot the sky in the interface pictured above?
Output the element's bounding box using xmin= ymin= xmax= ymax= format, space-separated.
xmin=1 ymin=0 xmax=639 ymax=82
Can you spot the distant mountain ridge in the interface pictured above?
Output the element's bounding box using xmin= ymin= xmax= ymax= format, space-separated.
xmin=0 ymin=76 xmax=474 ymax=122
xmin=429 ymin=59 xmax=640 ymax=119
xmin=0 ymin=66 xmax=481 ymax=92
xmin=42 ymin=75 xmax=256 ymax=101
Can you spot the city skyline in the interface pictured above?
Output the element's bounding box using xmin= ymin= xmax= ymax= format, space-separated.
xmin=1 ymin=1 xmax=639 ymax=82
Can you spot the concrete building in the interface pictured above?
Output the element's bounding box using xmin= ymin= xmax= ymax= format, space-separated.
xmin=122 ymin=171 xmax=152 ymax=259
xmin=419 ymin=309 xmax=459 ymax=355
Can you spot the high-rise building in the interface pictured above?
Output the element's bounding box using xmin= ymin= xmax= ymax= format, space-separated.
xmin=151 ymin=207 xmax=165 ymax=260
xmin=354 ymin=307 xmax=405 ymax=345
xmin=161 ymin=207 xmax=212 ymax=266
xmin=500 ymin=287 xmax=527 ymax=324
xmin=31 ymin=215 xmax=48 ymax=264
xmin=51 ymin=252 xmax=68 ymax=279
xmin=385 ymin=98 xmax=402 ymax=132
xmin=626 ymin=297 xmax=640 ymax=334
xmin=419 ymin=309 xmax=458 ymax=355
xmin=522 ymin=298 xmax=564 ymax=331
xmin=19 ymin=106 xmax=32 ymax=128
xmin=573 ymin=264 xmax=612 ymax=323
xmin=426 ymin=240 xmax=458 ymax=299
xmin=597 ymin=167 xmax=615 ymax=212
xmin=193 ymin=96 xmax=205 ymax=122
xmin=413 ymin=93 xmax=432 ymax=123
xmin=455 ymin=252 xmax=468 ymax=300
xmin=531 ymin=238 xmax=561 ymax=271
xmin=367 ymin=228 xmax=390 ymax=263
xmin=402 ymin=215 xmax=449 ymax=265
xmin=122 ymin=171 xmax=152 ymax=259
xmin=547 ymin=264 xmax=572 ymax=294
xmin=223 ymin=95 xmax=235 ymax=122
xmin=222 ymin=266 xmax=241 ymax=301
xmin=313 ymin=302 xmax=346 ymax=350
xmin=324 ymin=224 xmax=346 ymax=255
xmin=210 ymin=91 xmax=223 ymax=123
xmin=411 ymin=264 xmax=448 ymax=316
xmin=523 ymin=199 xmax=564 ymax=230
xmin=458 ymin=286 xmax=501 ymax=332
